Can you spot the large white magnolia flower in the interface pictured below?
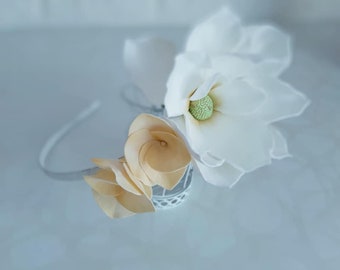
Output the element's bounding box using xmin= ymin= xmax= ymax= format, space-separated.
xmin=124 ymin=7 xmax=310 ymax=187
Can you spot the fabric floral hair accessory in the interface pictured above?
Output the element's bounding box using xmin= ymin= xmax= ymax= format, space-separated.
xmin=82 ymin=7 xmax=310 ymax=218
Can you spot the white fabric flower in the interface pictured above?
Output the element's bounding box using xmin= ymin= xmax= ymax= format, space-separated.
xmin=164 ymin=7 xmax=310 ymax=187
xmin=124 ymin=7 xmax=310 ymax=187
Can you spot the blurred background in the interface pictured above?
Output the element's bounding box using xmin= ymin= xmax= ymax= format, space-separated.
xmin=0 ymin=0 xmax=340 ymax=28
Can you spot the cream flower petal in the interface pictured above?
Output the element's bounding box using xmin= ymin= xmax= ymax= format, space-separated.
xmin=122 ymin=162 xmax=153 ymax=196
xmin=124 ymin=129 xmax=153 ymax=186
xmin=210 ymin=78 xmax=265 ymax=115
xmin=195 ymin=160 xmax=244 ymax=187
xmin=141 ymin=183 xmax=152 ymax=199
xmin=92 ymin=190 xmax=134 ymax=219
xmin=127 ymin=129 xmax=190 ymax=189
xmin=116 ymin=190 xmax=155 ymax=213
xmin=237 ymin=25 xmax=291 ymax=76
xmin=270 ymin=126 xmax=291 ymax=159
xmin=110 ymin=160 xmax=144 ymax=196
xmin=123 ymin=37 xmax=176 ymax=105
xmin=92 ymin=158 xmax=143 ymax=196
xmin=142 ymin=131 xmax=191 ymax=173
xmin=165 ymin=52 xmax=209 ymax=117
xmin=184 ymin=111 xmax=272 ymax=172
xmin=185 ymin=7 xmax=242 ymax=55
xmin=248 ymin=75 xmax=311 ymax=124
xmin=92 ymin=158 xmax=116 ymax=169
xmin=128 ymin=113 xmax=176 ymax=136
xmin=141 ymin=162 xmax=187 ymax=190
xmin=125 ymin=114 xmax=191 ymax=188
xmin=84 ymin=169 xmax=122 ymax=196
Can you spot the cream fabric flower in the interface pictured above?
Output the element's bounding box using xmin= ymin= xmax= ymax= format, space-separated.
xmin=124 ymin=114 xmax=191 ymax=190
xmin=163 ymin=8 xmax=310 ymax=187
xmin=84 ymin=114 xmax=191 ymax=218
xmin=84 ymin=158 xmax=154 ymax=218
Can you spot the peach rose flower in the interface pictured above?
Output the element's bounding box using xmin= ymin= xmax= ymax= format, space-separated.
xmin=124 ymin=114 xmax=191 ymax=190
xmin=84 ymin=113 xmax=191 ymax=218
xmin=84 ymin=158 xmax=154 ymax=218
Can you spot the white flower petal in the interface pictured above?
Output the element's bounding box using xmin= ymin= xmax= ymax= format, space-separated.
xmin=185 ymin=111 xmax=273 ymax=172
xmin=210 ymin=78 xmax=266 ymax=115
xmin=270 ymin=126 xmax=291 ymax=159
xmin=168 ymin=117 xmax=225 ymax=168
xmin=186 ymin=7 xmax=242 ymax=55
xmin=123 ymin=37 xmax=176 ymax=105
xmin=248 ymin=75 xmax=311 ymax=123
xmin=190 ymin=73 xmax=220 ymax=101
xmin=165 ymin=53 xmax=209 ymax=117
xmin=210 ymin=54 xmax=255 ymax=80
xmin=195 ymin=160 xmax=244 ymax=187
xmin=237 ymin=25 xmax=291 ymax=75
xmin=169 ymin=116 xmax=187 ymax=137
xmin=199 ymin=151 xmax=225 ymax=167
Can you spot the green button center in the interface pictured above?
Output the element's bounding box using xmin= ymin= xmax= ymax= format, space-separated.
xmin=189 ymin=95 xmax=214 ymax=121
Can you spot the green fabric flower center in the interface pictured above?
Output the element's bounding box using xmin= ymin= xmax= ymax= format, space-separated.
xmin=189 ymin=95 xmax=214 ymax=121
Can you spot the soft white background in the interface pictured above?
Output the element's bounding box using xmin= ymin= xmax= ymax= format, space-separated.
xmin=0 ymin=0 xmax=340 ymax=29
xmin=1 ymin=1 xmax=340 ymax=270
